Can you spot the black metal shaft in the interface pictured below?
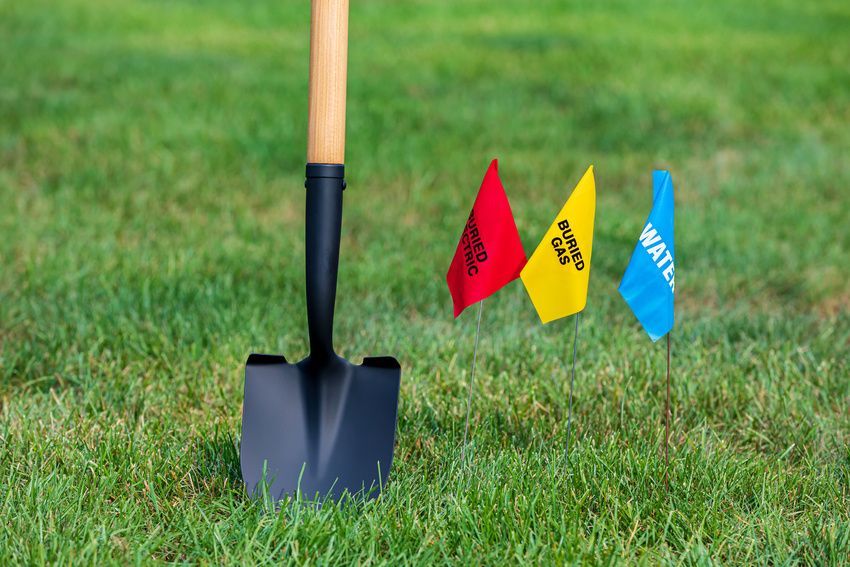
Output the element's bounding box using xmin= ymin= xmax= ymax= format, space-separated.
xmin=304 ymin=163 xmax=345 ymax=362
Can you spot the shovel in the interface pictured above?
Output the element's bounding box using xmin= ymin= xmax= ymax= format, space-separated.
xmin=240 ymin=0 xmax=401 ymax=502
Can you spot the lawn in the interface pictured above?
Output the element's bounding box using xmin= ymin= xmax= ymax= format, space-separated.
xmin=1 ymin=0 xmax=849 ymax=563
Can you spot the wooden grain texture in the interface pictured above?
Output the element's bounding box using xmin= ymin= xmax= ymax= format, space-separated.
xmin=307 ymin=0 xmax=349 ymax=164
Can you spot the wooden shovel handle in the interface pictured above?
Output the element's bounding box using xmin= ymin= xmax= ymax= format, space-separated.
xmin=307 ymin=0 xmax=349 ymax=165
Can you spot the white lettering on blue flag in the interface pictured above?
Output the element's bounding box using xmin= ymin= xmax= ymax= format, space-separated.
xmin=639 ymin=222 xmax=675 ymax=293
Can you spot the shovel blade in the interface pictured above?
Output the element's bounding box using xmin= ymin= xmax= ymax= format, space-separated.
xmin=240 ymin=353 xmax=401 ymax=502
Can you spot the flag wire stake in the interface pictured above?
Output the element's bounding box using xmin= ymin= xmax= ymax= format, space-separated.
xmin=564 ymin=311 xmax=581 ymax=470
xmin=461 ymin=300 xmax=484 ymax=464
xmin=664 ymin=332 xmax=671 ymax=494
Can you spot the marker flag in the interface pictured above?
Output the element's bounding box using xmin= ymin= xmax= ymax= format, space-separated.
xmin=619 ymin=170 xmax=675 ymax=341
xmin=521 ymin=166 xmax=596 ymax=323
xmin=446 ymin=159 xmax=527 ymax=317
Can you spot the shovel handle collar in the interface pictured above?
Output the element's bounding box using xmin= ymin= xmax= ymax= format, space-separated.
xmin=305 ymin=163 xmax=345 ymax=361
xmin=306 ymin=163 xmax=345 ymax=185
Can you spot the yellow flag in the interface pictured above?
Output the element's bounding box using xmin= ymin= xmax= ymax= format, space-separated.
xmin=521 ymin=166 xmax=596 ymax=323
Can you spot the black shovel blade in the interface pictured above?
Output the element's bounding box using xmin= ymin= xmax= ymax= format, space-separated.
xmin=240 ymin=353 xmax=401 ymax=502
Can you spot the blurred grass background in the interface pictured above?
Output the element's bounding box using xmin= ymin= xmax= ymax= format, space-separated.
xmin=1 ymin=0 xmax=849 ymax=563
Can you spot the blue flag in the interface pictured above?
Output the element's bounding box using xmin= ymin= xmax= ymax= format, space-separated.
xmin=619 ymin=170 xmax=675 ymax=341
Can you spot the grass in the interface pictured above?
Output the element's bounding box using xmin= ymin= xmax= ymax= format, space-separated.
xmin=1 ymin=0 xmax=849 ymax=563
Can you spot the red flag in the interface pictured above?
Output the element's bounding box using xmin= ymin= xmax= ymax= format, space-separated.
xmin=446 ymin=159 xmax=527 ymax=317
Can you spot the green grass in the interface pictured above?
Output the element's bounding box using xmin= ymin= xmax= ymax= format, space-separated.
xmin=2 ymin=0 xmax=849 ymax=563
